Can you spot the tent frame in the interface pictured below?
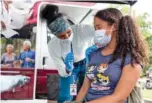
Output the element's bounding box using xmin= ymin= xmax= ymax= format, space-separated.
xmin=72 ymin=0 xmax=137 ymax=6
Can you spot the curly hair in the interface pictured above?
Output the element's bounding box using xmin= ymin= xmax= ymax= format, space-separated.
xmin=95 ymin=8 xmax=149 ymax=67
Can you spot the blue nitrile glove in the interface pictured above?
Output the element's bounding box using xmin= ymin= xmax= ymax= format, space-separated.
xmin=85 ymin=45 xmax=97 ymax=64
xmin=64 ymin=52 xmax=74 ymax=73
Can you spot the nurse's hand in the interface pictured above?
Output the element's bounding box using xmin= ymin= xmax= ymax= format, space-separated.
xmin=85 ymin=45 xmax=97 ymax=64
xmin=64 ymin=52 xmax=74 ymax=73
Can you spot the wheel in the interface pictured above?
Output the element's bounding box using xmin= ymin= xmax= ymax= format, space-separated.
xmin=145 ymin=82 xmax=152 ymax=89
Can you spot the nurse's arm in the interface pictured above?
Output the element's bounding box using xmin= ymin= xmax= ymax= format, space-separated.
xmin=48 ymin=41 xmax=71 ymax=77
xmin=88 ymin=64 xmax=141 ymax=103
xmin=76 ymin=76 xmax=91 ymax=102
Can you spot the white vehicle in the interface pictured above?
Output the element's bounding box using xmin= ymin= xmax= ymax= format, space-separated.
xmin=146 ymin=67 xmax=152 ymax=89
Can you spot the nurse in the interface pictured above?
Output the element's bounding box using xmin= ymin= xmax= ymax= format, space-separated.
xmin=41 ymin=5 xmax=95 ymax=103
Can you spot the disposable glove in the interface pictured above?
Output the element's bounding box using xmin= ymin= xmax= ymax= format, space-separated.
xmin=64 ymin=52 xmax=74 ymax=72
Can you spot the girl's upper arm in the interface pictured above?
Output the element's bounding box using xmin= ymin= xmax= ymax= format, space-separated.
xmin=112 ymin=64 xmax=142 ymax=100
xmin=81 ymin=76 xmax=91 ymax=91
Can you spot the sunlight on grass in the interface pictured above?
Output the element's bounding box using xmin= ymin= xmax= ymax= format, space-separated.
xmin=143 ymin=89 xmax=152 ymax=99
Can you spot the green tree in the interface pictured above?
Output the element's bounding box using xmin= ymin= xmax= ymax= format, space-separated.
xmin=146 ymin=36 xmax=152 ymax=64
xmin=137 ymin=12 xmax=152 ymax=38
xmin=136 ymin=13 xmax=152 ymax=67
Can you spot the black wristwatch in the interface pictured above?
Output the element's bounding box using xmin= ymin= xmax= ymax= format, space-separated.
xmin=65 ymin=68 xmax=70 ymax=74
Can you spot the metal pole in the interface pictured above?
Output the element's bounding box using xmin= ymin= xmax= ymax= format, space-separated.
xmin=32 ymin=2 xmax=43 ymax=100
xmin=130 ymin=5 xmax=132 ymax=16
xmin=33 ymin=64 xmax=37 ymax=100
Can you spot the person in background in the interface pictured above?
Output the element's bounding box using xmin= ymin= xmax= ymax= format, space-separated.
xmin=1 ymin=44 xmax=16 ymax=68
xmin=76 ymin=8 xmax=149 ymax=103
xmin=18 ymin=40 xmax=35 ymax=68
xmin=0 ymin=0 xmax=18 ymax=38
xmin=41 ymin=5 xmax=95 ymax=103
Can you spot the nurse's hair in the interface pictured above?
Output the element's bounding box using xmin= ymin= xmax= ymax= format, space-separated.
xmin=41 ymin=4 xmax=63 ymax=25
xmin=23 ymin=40 xmax=31 ymax=48
xmin=95 ymin=8 xmax=149 ymax=67
xmin=6 ymin=44 xmax=14 ymax=49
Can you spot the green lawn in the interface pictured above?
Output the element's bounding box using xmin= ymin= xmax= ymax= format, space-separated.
xmin=143 ymin=89 xmax=152 ymax=99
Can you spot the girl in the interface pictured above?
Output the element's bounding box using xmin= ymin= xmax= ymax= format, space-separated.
xmin=76 ymin=8 xmax=149 ymax=103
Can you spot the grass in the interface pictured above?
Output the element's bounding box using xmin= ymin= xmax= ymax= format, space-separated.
xmin=143 ymin=89 xmax=152 ymax=100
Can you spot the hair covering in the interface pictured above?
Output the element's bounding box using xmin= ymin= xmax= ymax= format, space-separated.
xmin=48 ymin=16 xmax=70 ymax=36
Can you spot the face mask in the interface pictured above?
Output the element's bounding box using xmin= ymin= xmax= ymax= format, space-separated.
xmin=60 ymin=32 xmax=73 ymax=57
xmin=94 ymin=29 xmax=112 ymax=48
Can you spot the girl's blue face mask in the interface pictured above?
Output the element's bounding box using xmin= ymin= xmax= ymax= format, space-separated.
xmin=94 ymin=26 xmax=114 ymax=48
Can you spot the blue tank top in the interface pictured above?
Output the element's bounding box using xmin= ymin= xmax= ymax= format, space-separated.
xmin=86 ymin=48 xmax=132 ymax=102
